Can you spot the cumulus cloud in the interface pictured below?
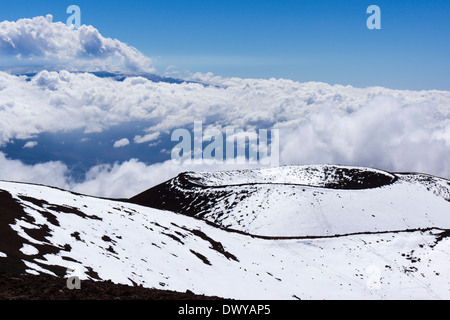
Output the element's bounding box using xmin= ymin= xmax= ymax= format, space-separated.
xmin=70 ymin=159 xmax=182 ymax=198
xmin=0 ymin=152 xmax=69 ymax=188
xmin=1 ymin=70 xmax=449 ymax=143
xmin=113 ymin=138 xmax=130 ymax=148
xmin=23 ymin=141 xmax=38 ymax=148
xmin=133 ymin=132 xmax=160 ymax=144
xmin=0 ymin=15 xmax=153 ymax=72
xmin=279 ymin=95 xmax=450 ymax=177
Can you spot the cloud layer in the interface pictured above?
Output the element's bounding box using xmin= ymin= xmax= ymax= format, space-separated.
xmin=280 ymin=96 xmax=450 ymax=175
xmin=0 ymin=15 xmax=153 ymax=72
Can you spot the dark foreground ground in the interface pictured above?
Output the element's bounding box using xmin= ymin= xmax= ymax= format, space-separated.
xmin=0 ymin=272 xmax=224 ymax=300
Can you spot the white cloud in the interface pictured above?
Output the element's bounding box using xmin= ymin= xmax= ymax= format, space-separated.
xmin=133 ymin=132 xmax=160 ymax=144
xmin=278 ymin=95 xmax=450 ymax=177
xmin=0 ymin=15 xmax=153 ymax=72
xmin=113 ymin=138 xmax=130 ymax=148
xmin=23 ymin=141 xmax=38 ymax=148
xmin=0 ymin=152 xmax=69 ymax=188
xmin=1 ymin=70 xmax=448 ymax=146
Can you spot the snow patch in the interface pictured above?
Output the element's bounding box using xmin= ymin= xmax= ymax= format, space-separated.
xmin=20 ymin=244 xmax=39 ymax=256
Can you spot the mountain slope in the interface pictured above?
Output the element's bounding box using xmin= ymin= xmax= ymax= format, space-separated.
xmin=130 ymin=165 xmax=450 ymax=237
xmin=1 ymin=165 xmax=450 ymax=299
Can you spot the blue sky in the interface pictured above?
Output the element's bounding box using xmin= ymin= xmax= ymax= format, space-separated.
xmin=1 ymin=0 xmax=449 ymax=90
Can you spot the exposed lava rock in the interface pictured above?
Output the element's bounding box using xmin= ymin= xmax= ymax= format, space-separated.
xmin=0 ymin=272 xmax=225 ymax=300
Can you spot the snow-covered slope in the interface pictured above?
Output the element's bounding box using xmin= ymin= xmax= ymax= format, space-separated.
xmin=1 ymin=165 xmax=450 ymax=299
xmin=130 ymin=165 xmax=450 ymax=237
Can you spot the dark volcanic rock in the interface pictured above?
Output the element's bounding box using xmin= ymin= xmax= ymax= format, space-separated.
xmin=0 ymin=272 xmax=225 ymax=300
